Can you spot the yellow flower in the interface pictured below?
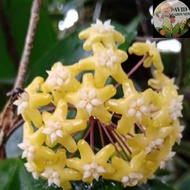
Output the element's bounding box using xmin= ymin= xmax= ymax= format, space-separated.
xmin=128 ymin=40 xmax=163 ymax=71
xmin=24 ymin=162 xmax=40 ymax=180
xmin=66 ymin=140 xmax=115 ymax=183
xmin=16 ymin=19 xmax=184 ymax=189
xmin=14 ymin=77 xmax=52 ymax=127
xmin=106 ymin=79 xmax=152 ymax=134
xmin=42 ymin=100 xmax=86 ymax=152
xmin=148 ymin=70 xmax=178 ymax=93
xmin=160 ymin=151 xmax=176 ymax=169
xmin=79 ymin=19 xmax=125 ymax=51
xmin=39 ymin=149 xmax=82 ymax=189
xmin=78 ymin=43 xmax=128 ymax=87
xmin=64 ymin=73 xmax=116 ymax=124
xmin=109 ymin=151 xmax=148 ymax=187
xmin=42 ymin=62 xmax=80 ymax=105
xmin=18 ymin=122 xmax=60 ymax=170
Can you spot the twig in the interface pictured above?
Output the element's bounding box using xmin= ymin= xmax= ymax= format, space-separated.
xmin=0 ymin=0 xmax=42 ymax=159
xmin=14 ymin=0 xmax=42 ymax=89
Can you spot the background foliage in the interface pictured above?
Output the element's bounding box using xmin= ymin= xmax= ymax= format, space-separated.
xmin=0 ymin=0 xmax=190 ymax=189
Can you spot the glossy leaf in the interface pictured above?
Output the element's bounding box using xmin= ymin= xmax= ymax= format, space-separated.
xmin=0 ymin=25 xmax=16 ymax=80
xmin=71 ymin=178 xmax=175 ymax=190
xmin=27 ymin=16 xmax=140 ymax=84
xmin=175 ymin=171 xmax=190 ymax=190
xmin=174 ymin=141 xmax=190 ymax=158
xmin=117 ymin=16 xmax=141 ymax=51
xmin=26 ymin=26 xmax=90 ymax=84
xmin=0 ymin=157 xmax=33 ymax=190
xmin=2 ymin=0 xmax=56 ymax=83
xmin=0 ymin=157 xmax=63 ymax=190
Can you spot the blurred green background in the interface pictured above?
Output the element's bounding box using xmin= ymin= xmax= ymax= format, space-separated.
xmin=0 ymin=0 xmax=190 ymax=189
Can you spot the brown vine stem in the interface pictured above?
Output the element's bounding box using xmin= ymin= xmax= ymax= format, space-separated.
xmin=14 ymin=0 xmax=42 ymax=89
xmin=0 ymin=0 xmax=42 ymax=159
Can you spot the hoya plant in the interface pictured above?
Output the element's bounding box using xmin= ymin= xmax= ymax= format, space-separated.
xmin=13 ymin=19 xmax=183 ymax=189
xmin=0 ymin=0 xmax=188 ymax=190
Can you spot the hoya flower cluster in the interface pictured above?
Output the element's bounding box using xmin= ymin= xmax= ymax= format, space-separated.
xmin=14 ymin=19 xmax=184 ymax=189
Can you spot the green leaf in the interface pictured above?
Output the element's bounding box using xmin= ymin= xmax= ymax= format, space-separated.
xmin=175 ymin=170 xmax=190 ymax=190
xmin=0 ymin=157 xmax=33 ymax=190
xmin=0 ymin=158 xmax=175 ymax=190
xmin=138 ymin=178 xmax=175 ymax=190
xmin=0 ymin=157 xmax=63 ymax=190
xmin=2 ymin=0 xmax=57 ymax=83
xmin=71 ymin=178 xmax=175 ymax=190
xmin=124 ymin=15 xmax=141 ymax=34
xmin=26 ymin=26 xmax=90 ymax=84
xmin=72 ymin=179 xmax=123 ymax=190
xmin=0 ymin=26 xmax=16 ymax=80
xmin=116 ymin=16 xmax=141 ymax=51
xmin=173 ymin=141 xmax=190 ymax=158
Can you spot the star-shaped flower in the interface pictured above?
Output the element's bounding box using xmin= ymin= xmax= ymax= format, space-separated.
xmin=91 ymin=19 xmax=115 ymax=33
xmin=44 ymin=62 xmax=80 ymax=92
xmin=42 ymin=120 xmax=64 ymax=144
xmin=128 ymin=40 xmax=163 ymax=71
xmin=64 ymin=73 xmax=116 ymax=124
xmin=127 ymin=97 xmax=149 ymax=122
xmin=79 ymin=19 xmax=125 ymax=51
xmin=169 ymin=95 xmax=183 ymax=120
xmin=176 ymin=125 xmax=185 ymax=144
xmin=109 ymin=151 xmax=148 ymax=186
xmin=42 ymin=99 xmax=86 ymax=152
xmin=40 ymin=149 xmax=82 ymax=189
xmin=160 ymin=151 xmax=176 ymax=169
xmin=76 ymin=88 xmax=102 ymax=114
xmin=127 ymin=125 xmax=174 ymax=155
xmin=83 ymin=161 xmax=106 ymax=181
xmin=78 ymin=43 xmax=128 ymax=87
xmin=18 ymin=121 xmax=60 ymax=165
xmin=46 ymin=63 xmax=68 ymax=86
xmin=14 ymin=77 xmax=52 ymax=127
xmin=121 ymin=173 xmax=143 ymax=187
xmin=145 ymin=138 xmax=164 ymax=154
xmin=97 ymin=45 xmax=121 ymax=69
xmin=41 ymin=168 xmax=61 ymax=187
xmin=148 ymin=70 xmax=179 ymax=94
xmin=66 ymin=140 xmax=115 ymax=183
xmin=18 ymin=140 xmax=35 ymax=160
xmin=13 ymin=92 xmax=29 ymax=115
xmin=24 ymin=162 xmax=39 ymax=180
xmin=106 ymin=80 xmax=151 ymax=134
